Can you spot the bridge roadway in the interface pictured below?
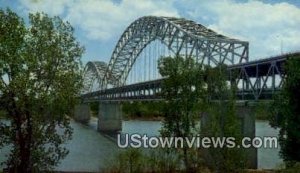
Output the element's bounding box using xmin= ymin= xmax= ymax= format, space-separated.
xmin=81 ymin=52 xmax=300 ymax=102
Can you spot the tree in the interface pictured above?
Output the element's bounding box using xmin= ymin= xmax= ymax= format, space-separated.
xmin=270 ymin=56 xmax=300 ymax=166
xmin=158 ymin=55 xmax=206 ymax=172
xmin=0 ymin=9 xmax=84 ymax=172
xmin=204 ymin=65 xmax=245 ymax=172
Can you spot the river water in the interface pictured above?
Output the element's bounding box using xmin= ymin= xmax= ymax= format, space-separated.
xmin=0 ymin=119 xmax=282 ymax=172
xmin=120 ymin=120 xmax=282 ymax=169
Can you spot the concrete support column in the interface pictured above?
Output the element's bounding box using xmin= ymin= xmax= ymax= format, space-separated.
xmin=74 ymin=104 xmax=90 ymax=123
xmin=200 ymin=103 xmax=257 ymax=169
xmin=98 ymin=102 xmax=122 ymax=132
xmin=236 ymin=104 xmax=257 ymax=169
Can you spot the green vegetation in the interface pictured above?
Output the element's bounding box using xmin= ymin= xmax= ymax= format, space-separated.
xmin=270 ymin=56 xmax=300 ymax=167
xmin=276 ymin=162 xmax=300 ymax=173
xmin=0 ymin=110 xmax=6 ymax=119
xmin=90 ymin=101 xmax=99 ymax=117
xmin=89 ymin=101 xmax=164 ymax=120
xmin=106 ymin=56 xmax=246 ymax=173
xmin=104 ymin=148 xmax=210 ymax=173
xmin=122 ymin=101 xmax=164 ymax=120
xmin=254 ymin=101 xmax=272 ymax=120
xmin=203 ymin=65 xmax=246 ymax=172
xmin=157 ymin=56 xmax=245 ymax=172
xmin=158 ymin=55 xmax=206 ymax=172
xmin=0 ymin=9 xmax=84 ymax=172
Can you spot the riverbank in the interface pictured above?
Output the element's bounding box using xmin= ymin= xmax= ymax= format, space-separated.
xmin=123 ymin=115 xmax=164 ymax=121
xmin=0 ymin=170 xmax=276 ymax=173
xmin=92 ymin=114 xmax=164 ymax=121
xmin=123 ymin=114 xmax=269 ymax=121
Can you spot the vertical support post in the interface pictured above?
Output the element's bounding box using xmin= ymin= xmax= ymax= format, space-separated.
xmin=200 ymin=102 xmax=257 ymax=169
xmin=236 ymin=103 xmax=257 ymax=169
xmin=98 ymin=102 xmax=122 ymax=132
xmin=74 ymin=104 xmax=90 ymax=123
xmin=271 ymin=63 xmax=275 ymax=94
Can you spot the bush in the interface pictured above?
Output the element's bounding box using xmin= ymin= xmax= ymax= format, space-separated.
xmin=254 ymin=101 xmax=271 ymax=120
xmin=89 ymin=101 xmax=99 ymax=117
xmin=276 ymin=162 xmax=300 ymax=173
xmin=104 ymin=147 xmax=214 ymax=173
xmin=0 ymin=110 xmax=6 ymax=119
xmin=104 ymin=148 xmax=183 ymax=173
xmin=269 ymin=57 xmax=300 ymax=163
xmin=122 ymin=101 xmax=164 ymax=119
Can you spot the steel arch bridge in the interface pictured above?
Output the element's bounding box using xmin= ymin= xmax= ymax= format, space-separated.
xmin=81 ymin=16 xmax=300 ymax=101
xmin=82 ymin=16 xmax=249 ymax=93
xmin=82 ymin=61 xmax=107 ymax=93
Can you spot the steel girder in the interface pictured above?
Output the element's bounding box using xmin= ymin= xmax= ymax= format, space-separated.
xmin=82 ymin=61 xmax=107 ymax=93
xmin=229 ymin=52 xmax=300 ymax=100
xmin=104 ymin=16 xmax=249 ymax=88
xmin=81 ymin=79 xmax=163 ymax=102
xmin=229 ymin=55 xmax=285 ymax=100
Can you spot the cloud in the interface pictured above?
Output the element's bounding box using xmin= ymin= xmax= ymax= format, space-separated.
xmin=18 ymin=0 xmax=300 ymax=60
xmin=65 ymin=0 xmax=179 ymax=41
xmin=19 ymin=0 xmax=71 ymax=16
xmin=19 ymin=0 xmax=179 ymax=41
xmin=179 ymin=0 xmax=300 ymax=59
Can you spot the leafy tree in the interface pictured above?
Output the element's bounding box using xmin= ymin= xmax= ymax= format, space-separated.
xmin=270 ymin=56 xmax=300 ymax=166
xmin=204 ymin=65 xmax=245 ymax=172
xmin=0 ymin=9 xmax=84 ymax=172
xmin=158 ymin=55 xmax=206 ymax=172
xmin=158 ymin=56 xmax=245 ymax=172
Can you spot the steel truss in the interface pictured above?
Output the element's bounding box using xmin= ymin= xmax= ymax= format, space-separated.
xmin=106 ymin=16 xmax=249 ymax=87
xmin=229 ymin=53 xmax=299 ymax=100
xmin=82 ymin=61 xmax=107 ymax=94
xmin=81 ymin=52 xmax=300 ymax=101
xmin=82 ymin=16 xmax=249 ymax=93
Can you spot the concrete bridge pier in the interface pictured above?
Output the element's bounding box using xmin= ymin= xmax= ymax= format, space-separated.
xmin=236 ymin=104 xmax=257 ymax=169
xmin=201 ymin=103 xmax=257 ymax=169
xmin=74 ymin=104 xmax=91 ymax=123
xmin=98 ymin=102 xmax=122 ymax=132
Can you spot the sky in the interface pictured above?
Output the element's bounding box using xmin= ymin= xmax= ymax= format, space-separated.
xmin=1 ymin=0 xmax=300 ymax=65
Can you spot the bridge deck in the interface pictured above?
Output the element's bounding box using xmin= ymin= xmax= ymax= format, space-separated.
xmin=82 ymin=52 xmax=300 ymax=102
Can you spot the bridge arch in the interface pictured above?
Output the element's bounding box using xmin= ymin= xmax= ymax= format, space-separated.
xmin=104 ymin=16 xmax=249 ymax=87
xmin=82 ymin=61 xmax=107 ymax=93
xmin=83 ymin=16 xmax=249 ymax=92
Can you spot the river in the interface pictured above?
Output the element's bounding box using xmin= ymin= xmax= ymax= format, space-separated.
xmin=0 ymin=119 xmax=282 ymax=172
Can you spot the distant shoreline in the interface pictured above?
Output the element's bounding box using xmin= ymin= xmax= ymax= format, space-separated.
xmin=91 ymin=113 xmax=268 ymax=121
xmin=123 ymin=116 xmax=164 ymax=121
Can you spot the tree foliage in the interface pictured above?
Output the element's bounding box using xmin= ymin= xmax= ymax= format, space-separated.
xmin=122 ymin=101 xmax=164 ymax=119
xmin=105 ymin=148 xmax=182 ymax=173
xmin=158 ymin=55 xmax=206 ymax=171
xmin=270 ymin=56 xmax=300 ymax=165
xmin=158 ymin=55 xmax=245 ymax=172
xmin=0 ymin=9 xmax=84 ymax=172
xmin=204 ymin=65 xmax=245 ymax=172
